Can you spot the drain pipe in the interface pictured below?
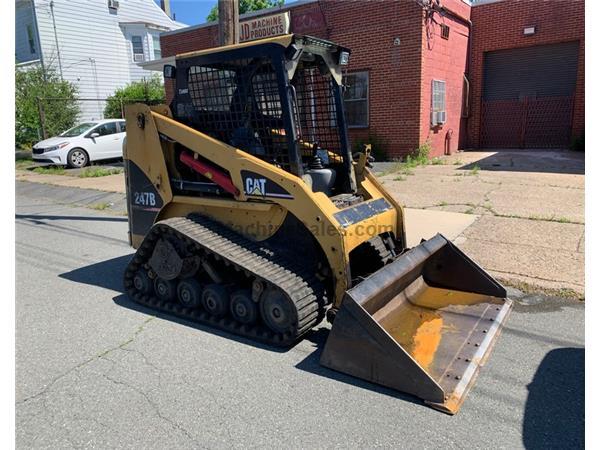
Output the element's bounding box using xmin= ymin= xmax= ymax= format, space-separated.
xmin=445 ymin=129 xmax=454 ymax=155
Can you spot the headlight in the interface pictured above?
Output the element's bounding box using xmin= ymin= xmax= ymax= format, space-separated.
xmin=339 ymin=51 xmax=350 ymax=66
xmin=45 ymin=142 xmax=69 ymax=152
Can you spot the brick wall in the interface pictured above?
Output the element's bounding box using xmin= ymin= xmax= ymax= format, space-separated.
xmin=159 ymin=0 xmax=584 ymax=158
xmin=319 ymin=0 xmax=424 ymax=159
xmin=468 ymin=0 xmax=585 ymax=148
xmin=160 ymin=0 xmax=425 ymax=160
xmin=419 ymin=0 xmax=471 ymax=157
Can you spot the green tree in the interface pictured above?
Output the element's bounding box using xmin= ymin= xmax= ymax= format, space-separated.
xmin=103 ymin=74 xmax=165 ymax=119
xmin=207 ymin=0 xmax=284 ymax=21
xmin=15 ymin=66 xmax=80 ymax=149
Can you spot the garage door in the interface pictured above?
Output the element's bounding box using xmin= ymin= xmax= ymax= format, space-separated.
xmin=480 ymin=41 xmax=579 ymax=148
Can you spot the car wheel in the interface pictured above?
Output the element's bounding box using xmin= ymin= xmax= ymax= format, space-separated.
xmin=67 ymin=148 xmax=89 ymax=168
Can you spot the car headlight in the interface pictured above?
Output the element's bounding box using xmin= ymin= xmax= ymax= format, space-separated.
xmin=45 ymin=142 xmax=70 ymax=152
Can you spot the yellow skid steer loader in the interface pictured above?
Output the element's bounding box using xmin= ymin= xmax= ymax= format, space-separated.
xmin=123 ymin=34 xmax=512 ymax=414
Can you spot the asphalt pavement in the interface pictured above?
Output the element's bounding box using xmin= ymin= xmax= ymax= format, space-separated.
xmin=15 ymin=181 xmax=584 ymax=449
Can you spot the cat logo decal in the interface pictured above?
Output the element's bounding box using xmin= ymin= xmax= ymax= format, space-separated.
xmin=241 ymin=171 xmax=293 ymax=199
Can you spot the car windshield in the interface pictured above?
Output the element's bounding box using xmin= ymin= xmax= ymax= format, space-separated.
xmin=60 ymin=122 xmax=98 ymax=137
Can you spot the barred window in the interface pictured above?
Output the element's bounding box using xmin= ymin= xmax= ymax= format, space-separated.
xmin=432 ymin=80 xmax=446 ymax=112
xmin=343 ymin=71 xmax=369 ymax=128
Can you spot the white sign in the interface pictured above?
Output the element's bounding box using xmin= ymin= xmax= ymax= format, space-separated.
xmin=240 ymin=12 xmax=290 ymax=42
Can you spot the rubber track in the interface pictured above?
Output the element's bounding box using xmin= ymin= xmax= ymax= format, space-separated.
xmin=123 ymin=214 xmax=326 ymax=346
xmin=367 ymin=236 xmax=394 ymax=265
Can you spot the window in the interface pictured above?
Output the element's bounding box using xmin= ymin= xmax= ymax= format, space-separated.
xmin=94 ymin=122 xmax=119 ymax=136
xmin=431 ymin=79 xmax=446 ymax=126
xmin=118 ymin=121 xmax=126 ymax=132
xmin=61 ymin=122 xmax=98 ymax=137
xmin=343 ymin=72 xmax=369 ymax=128
xmin=432 ymin=80 xmax=446 ymax=112
xmin=152 ymin=35 xmax=161 ymax=60
xmin=26 ymin=25 xmax=36 ymax=54
xmin=131 ymin=35 xmax=144 ymax=61
xmin=440 ymin=24 xmax=450 ymax=40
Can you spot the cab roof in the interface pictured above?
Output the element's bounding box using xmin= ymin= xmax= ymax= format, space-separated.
xmin=176 ymin=34 xmax=345 ymax=60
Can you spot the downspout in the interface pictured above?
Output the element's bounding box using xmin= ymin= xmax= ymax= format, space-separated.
xmin=49 ymin=0 xmax=64 ymax=80
xmin=438 ymin=2 xmax=473 ymax=142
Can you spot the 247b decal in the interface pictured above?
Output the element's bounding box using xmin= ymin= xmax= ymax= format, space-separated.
xmin=133 ymin=191 xmax=156 ymax=206
xmin=241 ymin=170 xmax=293 ymax=199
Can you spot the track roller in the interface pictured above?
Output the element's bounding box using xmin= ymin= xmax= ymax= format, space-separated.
xmin=230 ymin=290 xmax=257 ymax=324
xmin=177 ymin=279 xmax=203 ymax=308
xmin=133 ymin=269 xmax=153 ymax=294
xmin=154 ymin=277 xmax=177 ymax=302
xmin=261 ymin=288 xmax=297 ymax=333
xmin=202 ymin=284 xmax=229 ymax=317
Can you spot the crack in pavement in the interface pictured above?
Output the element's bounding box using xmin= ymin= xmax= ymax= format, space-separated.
xmin=16 ymin=317 xmax=155 ymax=406
xmin=487 ymin=267 xmax=584 ymax=287
xmin=460 ymin=234 xmax=585 ymax=253
xmin=101 ymin=368 xmax=203 ymax=448
xmin=416 ymin=202 xmax=583 ymax=224
xmin=576 ymin=230 xmax=585 ymax=253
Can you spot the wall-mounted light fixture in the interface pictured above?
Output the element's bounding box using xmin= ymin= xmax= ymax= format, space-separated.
xmin=523 ymin=25 xmax=536 ymax=36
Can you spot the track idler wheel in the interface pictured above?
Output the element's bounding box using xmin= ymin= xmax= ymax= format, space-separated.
xmin=230 ymin=290 xmax=258 ymax=324
xmin=260 ymin=288 xmax=296 ymax=333
xmin=202 ymin=284 xmax=229 ymax=317
xmin=154 ymin=277 xmax=177 ymax=302
xmin=177 ymin=279 xmax=203 ymax=308
xmin=133 ymin=270 xmax=153 ymax=294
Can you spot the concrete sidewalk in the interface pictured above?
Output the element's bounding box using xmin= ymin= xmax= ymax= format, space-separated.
xmin=379 ymin=150 xmax=585 ymax=298
xmin=15 ymin=149 xmax=585 ymax=298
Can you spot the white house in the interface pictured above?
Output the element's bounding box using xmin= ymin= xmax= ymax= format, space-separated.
xmin=15 ymin=0 xmax=185 ymax=120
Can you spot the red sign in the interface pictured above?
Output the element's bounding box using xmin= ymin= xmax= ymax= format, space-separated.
xmin=292 ymin=10 xmax=326 ymax=34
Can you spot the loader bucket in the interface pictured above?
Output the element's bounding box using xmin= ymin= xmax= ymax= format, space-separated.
xmin=321 ymin=234 xmax=512 ymax=414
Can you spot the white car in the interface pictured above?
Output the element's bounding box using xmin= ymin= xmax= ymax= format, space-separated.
xmin=32 ymin=119 xmax=126 ymax=168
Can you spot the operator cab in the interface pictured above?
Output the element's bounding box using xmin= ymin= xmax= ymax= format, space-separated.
xmin=167 ymin=35 xmax=357 ymax=198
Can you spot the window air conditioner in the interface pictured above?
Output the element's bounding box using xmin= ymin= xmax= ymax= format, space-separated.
xmin=431 ymin=111 xmax=446 ymax=126
xmin=108 ymin=0 xmax=120 ymax=10
xmin=437 ymin=111 xmax=446 ymax=125
xmin=134 ymin=53 xmax=144 ymax=62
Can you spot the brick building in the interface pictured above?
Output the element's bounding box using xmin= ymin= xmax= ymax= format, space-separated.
xmin=159 ymin=0 xmax=584 ymax=159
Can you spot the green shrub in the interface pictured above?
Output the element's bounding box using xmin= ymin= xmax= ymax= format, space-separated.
xmin=410 ymin=140 xmax=431 ymax=165
xmin=570 ymin=132 xmax=584 ymax=152
xmin=16 ymin=66 xmax=80 ymax=149
xmin=104 ymin=74 xmax=165 ymax=118
xmin=352 ymin=132 xmax=389 ymax=161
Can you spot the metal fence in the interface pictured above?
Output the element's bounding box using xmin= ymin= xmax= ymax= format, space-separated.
xmin=36 ymin=97 xmax=163 ymax=139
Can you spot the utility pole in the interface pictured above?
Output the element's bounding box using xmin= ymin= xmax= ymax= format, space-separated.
xmin=218 ymin=0 xmax=239 ymax=46
xmin=37 ymin=97 xmax=47 ymax=140
xmin=49 ymin=0 xmax=64 ymax=80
